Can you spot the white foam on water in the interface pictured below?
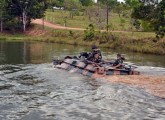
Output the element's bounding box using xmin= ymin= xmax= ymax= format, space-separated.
xmin=136 ymin=66 xmax=165 ymax=76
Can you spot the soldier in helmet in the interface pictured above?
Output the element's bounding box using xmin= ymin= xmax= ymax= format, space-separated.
xmin=87 ymin=45 xmax=102 ymax=62
xmin=112 ymin=54 xmax=125 ymax=69
xmin=90 ymin=52 xmax=102 ymax=63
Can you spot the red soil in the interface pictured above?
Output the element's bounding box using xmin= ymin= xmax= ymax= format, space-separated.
xmin=105 ymin=75 xmax=165 ymax=99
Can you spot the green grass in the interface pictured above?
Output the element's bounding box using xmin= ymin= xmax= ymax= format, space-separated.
xmin=112 ymin=32 xmax=155 ymax=40
xmin=108 ymin=13 xmax=132 ymax=31
xmin=44 ymin=9 xmax=134 ymax=31
xmin=45 ymin=10 xmax=91 ymax=29
xmin=0 ymin=33 xmax=27 ymax=41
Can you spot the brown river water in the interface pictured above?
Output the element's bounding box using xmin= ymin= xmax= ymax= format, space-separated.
xmin=0 ymin=41 xmax=165 ymax=120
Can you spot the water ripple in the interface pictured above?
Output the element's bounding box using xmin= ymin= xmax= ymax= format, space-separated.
xmin=0 ymin=64 xmax=165 ymax=120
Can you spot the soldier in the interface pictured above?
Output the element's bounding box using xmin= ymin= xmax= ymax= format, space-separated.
xmin=112 ymin=54 xmax=125 ymax=69
xmin=87 ymin=45 xmax=102 ymax=61
xmin=91 ymin=52 xmax=102 ymax=63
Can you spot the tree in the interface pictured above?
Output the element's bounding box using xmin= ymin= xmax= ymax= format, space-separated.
xmin=7 ymin=0 xmax=48 ymax=32
xmin=80 ymin=0 xmax=94 ymax=6
xmin=98 ymin=0 xmax=118 ymax=31
xmin=132 ymin=0 xmax=165 ymax=38
xmin=84 ymin=24 xmax=95 ymax=41
xmin=0 ymin=0 xmax=7 ymax=32
xmin=63 ymin=0 xmax=82 ymax=19
xmin=53 ymin=0 xmax=64 ymax=8
xmin=86 ymin=5 xmax=106 ymax=29
xmin=153 ymin=1 xmax=165 ymax=38
xmin=115 ymin=3 xmax=124 ymax=18
xmin=120 ymin=18 xmax=126 ymax=30
xmin=125 ymin=0 xmax=139 ymax=9
xmin=133 ymin=19 xmax=141 ymax=31
xmin=50 ymin=0 xmax=64 ymax=12
xmin=124 ymin=0 xmax=140 ymax=31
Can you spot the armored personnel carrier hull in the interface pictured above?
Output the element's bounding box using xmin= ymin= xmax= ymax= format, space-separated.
xmin=53 ymin=56 xmax=140 ymax=78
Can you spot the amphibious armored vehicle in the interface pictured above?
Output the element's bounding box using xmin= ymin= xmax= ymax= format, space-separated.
xmin=53 ymin=53 xmax=140 ymax=78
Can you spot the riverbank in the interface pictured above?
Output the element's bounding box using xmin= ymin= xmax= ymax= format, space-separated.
xmin=0 ymin=24 xmax=165 ymax=55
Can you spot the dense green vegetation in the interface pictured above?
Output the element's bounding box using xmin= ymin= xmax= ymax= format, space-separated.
xmin=132 ymin=0 xmax=165 ymax=39
xmin=0 ymin=0 xmax=48 ymax=32
xmin=0 ymin=0 xmax=165 ymax=55
xmin=0 ymin=24 xmax=164 ymax=54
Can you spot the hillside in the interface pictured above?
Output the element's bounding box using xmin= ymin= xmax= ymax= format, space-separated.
xmin=45 ymin=9 xmax=132 ymax=31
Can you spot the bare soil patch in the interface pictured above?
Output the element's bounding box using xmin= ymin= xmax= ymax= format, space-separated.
xmin=26 ymin=30 xmax=46 ymax=36
xmin=105 ymin=75 xmax=165 ymax=99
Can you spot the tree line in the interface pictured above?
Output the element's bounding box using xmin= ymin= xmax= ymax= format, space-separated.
xmin=0 ymin=0 xmax=95 ymax=33
xmin=132 ymin=0 xmax=165 ymax=39
xmin=0 ymin=0 xmax=165 ymax=38
xmin=0 ymin=0 xmax=48 ymax=32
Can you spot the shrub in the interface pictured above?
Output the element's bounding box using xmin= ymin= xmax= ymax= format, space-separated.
xmin=141 ymin=20 xmax=154 ymax=32
xmin=69 ymin=30 xmax=74 ymax=37
xmin=4 ymin=19 xmax=22 ymax=33
xmin=73 ymin=10 xmax=80 ymax=16
xmin=0 ymin=38 xmax=6 ymax=41
xmin=84 ymin=24 xmax=95 ymax=41
xmin=133 ymin=19 xmax=141 ymax=31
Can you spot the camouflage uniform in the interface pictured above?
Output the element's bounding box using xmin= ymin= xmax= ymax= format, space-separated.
xmin=87 ymin=49 xmax=102 ymax=61
xmin=113 ymin=58 xmax=123 ymax=68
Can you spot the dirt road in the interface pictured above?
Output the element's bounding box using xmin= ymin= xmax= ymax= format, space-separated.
xmin=32 ymin=19 xmax=86 ymax=31
xmin=32 ymin=19 xmax=129 ymax=32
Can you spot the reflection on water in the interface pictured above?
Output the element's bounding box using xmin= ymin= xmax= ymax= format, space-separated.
xmin=0 ymin=41 xmax=165 ymax=67
xmin=0 ymin=41 xmax=91 ymax=64
xmin=0 ymin=41 xmax=165 ymax=120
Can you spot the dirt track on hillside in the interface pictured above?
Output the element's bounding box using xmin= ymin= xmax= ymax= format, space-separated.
xmin=32 ymin=19 xmax=129 ymax=32
xmin=32 ymin=19 xmax=86 ymax=31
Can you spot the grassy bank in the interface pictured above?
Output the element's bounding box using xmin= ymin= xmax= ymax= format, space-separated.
xmin=45 ymin=9 xmax=132 ymax=31
xmin=0 ymin=25 xmax=164 ymax=55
